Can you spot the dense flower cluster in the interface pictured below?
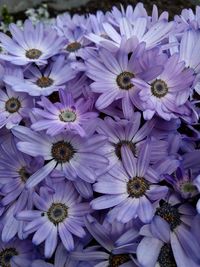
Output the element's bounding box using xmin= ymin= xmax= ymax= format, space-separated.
xmin=0 ymin=2 xmax=200 ymax=266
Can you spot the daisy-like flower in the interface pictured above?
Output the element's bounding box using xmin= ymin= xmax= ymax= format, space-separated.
xmin=86 ymin=41 xmax=163 ymax=118
xmin=0 ymin=137 xmax=43 ymax=207
xmin=55 ymin=13 xmax=92 ymax=60
xmin=71 ymin=215 xmax=139 ymax=267
xmin=31 ymin=90 xmax=98 ymax=137
xmin=12 ymin=125 xmax=108 ymax=188
xmin=4 ymin=56 xmax=76 ymax=96
xmin=17 ymin=182 xmax=91 ymax=258
xmin=0 ymin=238 xmax=36 ymax=267
xmin=0 ymin=85 xmax=33 ymax=129
xmin=86 ymin=16 xmax=174 ymax=52
xmin=91 ymin=141 xmax=168 ymax=223
xmin=132 ymin=53 xmax=195 ymax=120
xmin=0 ymin=19 xmax=64 ymax=66
xmin=137 ymin=216 xmax=199 ymax=267
xmin=145 ymin=199 xmax=200 ymax=266
xmin=96 ymin=113 xmax=168 ymax=174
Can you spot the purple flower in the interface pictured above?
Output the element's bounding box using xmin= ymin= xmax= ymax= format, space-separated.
xmin=12 ymin=125 xmax=108 ymax=187
xmin=31 ymin=90 xmax=98 ymax=137
xmin=87 ymin=17 xmax=174 ymax=52
xmin=132 ymin=54 xmax=195 ymax=120
xmin=0 ymin=20 xmax=64 ymax=65
xmin=71 ymin=215 xmax=139 ymax=266
xmin=147 ymin=199 xmax=200 ymax=266
xmin=0 ymin=238 xmax=36 ymax=267
xmin=96 ymin=113 xmax=168 ymax=174
xmin=17 ymin=181 xmax=90 ymax=258
xmin=0 ymin=85 xmax=33 ymax=129
xmin=91 ymin=141 xmax=168 ymax=223
xmin=86 ymin=41 xmax=162 ymax=118
xmin=4 ymin=56 xmax=76 ymax=96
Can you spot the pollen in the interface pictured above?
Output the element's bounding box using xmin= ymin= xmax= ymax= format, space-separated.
xmin=116 ymin=71 xmax=135 ymax=90
xmin=156 ymin=202 xmax=181 ymax=231
xmin=5 ymin=97 xmax=21 ymax=113
xmin=47 ymin=203 xmax=68 ymax=225
xmin=151 ymin=79 xmax=168 ymax=98
xmin=114 ymin=140 xmax=136 ymax=160
xmin=51 ymin=141 xmax=75 ymax=163
xmin=158 ymin=244 xmax=177 ymax=267
xmin=66 ymin=42 xmax=81 ymax=52
xmin=36 ymin=76 xmax=54 ymax=88
xmin=109 ymin=254 xmax=130 ymax=267
xmin=59 ymin=110 xmax=77 ymax=122
xmin=127 ymin=177 xmax=149 ymax=198
xmin=0 ymin=247 xmax=18 ymax=267
xmin=25 ymin=48 xmax=42 ymax=59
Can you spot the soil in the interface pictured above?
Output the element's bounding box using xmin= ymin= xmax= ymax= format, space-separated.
xmin=56 ymin=0 xmax=197 ymax=18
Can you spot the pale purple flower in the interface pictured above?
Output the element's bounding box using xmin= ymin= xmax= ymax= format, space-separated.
xmin=0 ymin=85 xmax=33 ymax=129
xmin=4 ymin=56 xmax=76 ymax=96
xmin=91 ymin=141 xmax=168 ymax=223
xmin=0 ymin=238 xmax=36 ymax=267
xmin=0 ymin=20 xmax=64 ymax=65
xmin=132 ymin=54 xmax=194 ymax=120
xmin=86 ymin=42 xmax=162 ymax=118
xmin=31 ymin=90 xmax=98 ymax=137
xmin=16 ymin=182 xmax=90 ymax=258
xmin=12 ymin=125 xmax=108 ymax=187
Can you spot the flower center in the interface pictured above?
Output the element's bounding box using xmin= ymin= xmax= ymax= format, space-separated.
xmin=36 ymin=76 xmax=54 ymax=88
xmin=25 ymin=48 xmax=42 ymax=59
xmin=5 ymin=97 xmax=21 ymax=113
xmin=151 ymin=79 xmax=168 ymax=98
xmin=158 ymin=244 xmax=177 ymax=267
xmin=0 ymin=248 xmax=18 ymax=267
xmin=51 ymin=141 xmax=75 ymax=163
xmin=156 ymin=203 xmax=181 ymax=231
xmin=109 ymin=254 xmax=130 ymax=267
xmin=18 ymin=167 xmax=30 ymax=183
xmin=181 ymin=182 xmax=197 ymax=193
xmin=47 ymin=203 xmax=68 ymax=225
xmin=59 ymin=110 xmax=77 ymax=122
xmin=127 ymin=177 xmax=149 ymax=198
xmin=114 ymin=140 xmax=136 ymax=160
xmin=116 ymin=71 xmax=134 ymax=90
xmin=66 ymin=42 xmax=81 ymax=52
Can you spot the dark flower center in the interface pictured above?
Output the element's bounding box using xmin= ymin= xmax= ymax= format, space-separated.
xmin=158 ymin=244 xmax=177 ymax=267
xmin=114 ymin=140 xmax=136 ymax=160
xmin=151 ymin=79 xmax=168 ymax=98
xmin=36 ymin=76 xmax=54 ymax=88
xmin=116 ymin=71 xmax=134 ymax=90
xmin=18 ymin=167 xmax=30 ymax=183
xmin=127 ymin=177 xmax=149 ymax=198
xmin=25 ymin=48 xmax=42 ymax=59
xmin=59 ymin=110 xmax=77 ymax=122
xmin=0 ymin=248 xmax=18 ymax=267
xmin=5 ymin=97 xmax=21 ymax=113
xmin=47 ymin=203 xmax=68 ymax=225
xmin=66 ymin=42 xmax=81 ymax=52
xmin=51 ymin=141 xmax=75 ymax=163
xmin=109 ymin=254 xmax=130 ymax=267
xmin=156 ymin=203 xmax=181 ymax=231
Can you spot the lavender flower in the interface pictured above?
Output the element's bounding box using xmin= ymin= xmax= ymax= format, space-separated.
xmin=91 ymin=141 xmax=168 ymax=223
xmin=12 ymin=125 xmax=107 ymax=187
xmin=17 ymin=182 xmax=90 ymax=258
xmin=31 ymin=90 xmax=97 ymax=136
xmin=0 ymin=238 xmax=36 ymax=267
xmin=4 ymin=56 xmax=76 ymax=96
xmin=0 ymin=85 xmax=33 ymax=129
xmin=0 ymin=20 xmax=64 ymax=65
